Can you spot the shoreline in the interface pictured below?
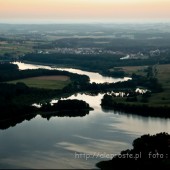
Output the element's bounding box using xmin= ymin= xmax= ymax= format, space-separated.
xmin=101 ymin=102 xmax=170 ymax=118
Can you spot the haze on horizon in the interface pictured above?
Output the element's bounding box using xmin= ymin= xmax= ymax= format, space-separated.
xmin=0 ymin=0 xmax=170 ymax=24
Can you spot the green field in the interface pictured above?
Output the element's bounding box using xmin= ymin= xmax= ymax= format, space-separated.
xmin=149 ymin=64 xmax=170 ymax=106
xmin=120 ymin=64 xmax=170 ymax=107
xmin=8 ymin=76 xmax=71 ymax=90
xmin=0 ymin=40 xmax=36 ymax=57
xmin=118 ymin=65 xmax=148 ymax=76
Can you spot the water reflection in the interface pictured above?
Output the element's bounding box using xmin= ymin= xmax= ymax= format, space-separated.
xmin=51 ymin=93 xmax=103 ymax=111
xmin=13 ymin=61 xmax=53 ymax=70
xmin=0 ymin=62 xmax=169 ymax=169
xmin=40 ymin=109 xmax=90 ymax=120
xmin=13 ymin=62 xmax=131 ymax=83
xmin=0 ymin=114 xmax=36 ymax=130
xmin=0 ymin=113 xmax=135 ymax=169
xmin=0 ymin=93 xmax=170 ymax=169
xmin=64 ymin=93 xmax=170 ymax=134
xmin=56 ymin=67 xmax=131 ymax=83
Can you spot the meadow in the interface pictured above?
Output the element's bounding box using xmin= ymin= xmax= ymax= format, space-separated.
xmin=120 ymin=64 xmax=170 ymax=107
xmin=8 ymin=75 xmax=70 ymax=90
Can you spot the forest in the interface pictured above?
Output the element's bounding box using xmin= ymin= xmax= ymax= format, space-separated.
xmin=21 ymin=53 xmax=164 ymax=73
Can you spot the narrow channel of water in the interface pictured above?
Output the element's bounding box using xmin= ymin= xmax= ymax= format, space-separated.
xmin=13 ymin=62 xmax=131 ymax=83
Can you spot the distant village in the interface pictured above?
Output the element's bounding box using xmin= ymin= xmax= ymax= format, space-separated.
xmin=120 ymin=49 xmax=161 ymax=60
xmin=36 ymin=48 xmax=123 ymax=55
xmin=36 ymin=48 xmax=161 ymax=60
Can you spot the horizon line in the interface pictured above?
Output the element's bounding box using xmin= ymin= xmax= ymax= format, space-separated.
xmin=1 ymin=21 xmax=170 ymax=25
xmin=1 ymin=18 xmax=170 ymax=25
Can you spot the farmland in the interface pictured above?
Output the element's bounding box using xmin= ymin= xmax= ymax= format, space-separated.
xmin=120 ymin=64 xmax=170 ymax=107
xmin=8 ymin=75 xmax=70 ymax=90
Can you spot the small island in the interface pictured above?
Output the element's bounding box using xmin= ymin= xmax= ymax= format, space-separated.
xmin=39 ymin=99 xmax=94 ymax=119
xmin=0 ymin=99 xmax=93 ymax=129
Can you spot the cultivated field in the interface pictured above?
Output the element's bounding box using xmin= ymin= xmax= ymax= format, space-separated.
xmin=120 ymin=64 xmax=170 ymax=107
xmin=119 ymin=65 xmax=148 ymax=76
xmin=8 ymin=75 xmax=70 ymax=90
xmin=149 ymin=64 xmax=170 ymax=106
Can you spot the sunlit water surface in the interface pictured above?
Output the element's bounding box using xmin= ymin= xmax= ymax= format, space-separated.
xmin=0 ymin=62 xmax=169 ymax=169
xmin=13 ymin=62 xmax=131 ymax=83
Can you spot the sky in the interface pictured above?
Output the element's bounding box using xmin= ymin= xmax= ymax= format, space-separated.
xmin=0 ymin=0 xmax=170 ymax=23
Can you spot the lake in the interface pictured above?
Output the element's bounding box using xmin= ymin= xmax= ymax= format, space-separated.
xmin=0 ymin=62 xmax=169 ymax=169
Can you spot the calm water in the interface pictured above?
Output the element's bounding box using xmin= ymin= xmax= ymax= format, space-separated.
xmin=13 ymin=62 xmax=131 ymax=83
xmin=0 ymin=62 xmax=169 ymax=169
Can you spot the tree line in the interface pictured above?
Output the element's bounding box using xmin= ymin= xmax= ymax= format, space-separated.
xmin=96 ymin=132 xmax=170 ymax=170
xmin=21 ymin=53 xmax=164 ymax=77
xmin=0 ymin=63 xmax=89 ymax=83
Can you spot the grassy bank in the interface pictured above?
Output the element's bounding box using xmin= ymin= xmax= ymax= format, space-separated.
xmin=118 ymin=64 xmax=170 ymax=107
xmin=101 ymin=64 xmax=170 ymax=117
